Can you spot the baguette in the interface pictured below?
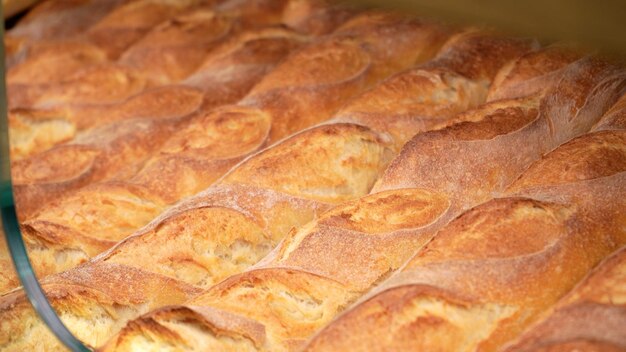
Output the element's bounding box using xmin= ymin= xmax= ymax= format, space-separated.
xmin=593 ymin=93 xmax=626 ymax=131
xmin=486 ymin=45 xmax=582 ymax=102
xmin=4 ymin=0 xmax=127 ymax=67
xmin=83 ymin=33 xmax=537 ymax=351
xmin=2 ymin=11 xmax=450 ymax=293
xmin=7 ymin=64 xmax=148 ymax=110
xmin=0 ymin=261 xmax=202 ymax=351
xmin=96 ymin=53 xmax=625 ymax=352
xmin=7 ymin=7 xmax=232 ymax=109
xmin=83 ymin=0 xmax=209 ymax=59
xmin=10 ymin=21 xmax=314 ymax=218
xmin=6 ymin=41 xmax=109 ymax=86
xmin=8 ymin=85 xmax=205 ymax=160
xmin=0 ymin=15 xmax=459 ymax=349
xmin=5 ymin=0 xmax=344 ymax=159
xmin=500 ymin=246 xmax=626 ymax=352
xmin=6 ymin=0 xmax=209 ymax=76
xmin=13 ymin=28 xmax=304 ymax=219
xmin=332 ymin=29 xmax=539 ymax=149
xmin=303 ymin=80 xmax=626 ymax=351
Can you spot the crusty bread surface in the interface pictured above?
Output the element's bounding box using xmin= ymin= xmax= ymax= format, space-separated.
xmin=1 ymin=1 xmax=625 ymax=352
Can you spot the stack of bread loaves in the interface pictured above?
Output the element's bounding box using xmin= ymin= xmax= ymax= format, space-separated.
xmin=0 ymin=0 xmax=625 ymax=351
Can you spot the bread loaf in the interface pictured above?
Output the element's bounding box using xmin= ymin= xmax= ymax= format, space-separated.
xmin=6 ymin=41 xmax=109 ymax=86
xmin=332 ymin=29 xmax=538 ymax=149
xmin=593 ymin=92 xmax=626 ymax=131
xmin=0 ymin=11 xmax=450 ymax=296
xmin=2 ymin=2 xmax=625 ymax=351
xmin=7 ymin=6 xmax=232 ymax=109
xmin=6 ymin=0 xmax=211 ymax=85
xmin=501 ymin=246 xmax=626 ymax=352
xmin=40 ymin=32 xmax=532 ymax=351
xmin=8 ymin=85 xmax=204 ymax=160
xmin=11 ymin=26 xmax=309 ymax=219
xmin=0 ymin=18 xmax=469 ymax=349
xmin=0 ymin=261 xmax=202 ymax=350
xmin=303 ymin=82 xmax=626 ymax=351
xmin=96 ymin=53 xmax=624 ymax=352
xmin=5 ymin=0 xmax=342 ymax=151
xmin=4 ymin=0 xmax=127 ymax=67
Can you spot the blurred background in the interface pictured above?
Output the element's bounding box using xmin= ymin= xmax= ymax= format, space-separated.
xmin=3 ymin=1 xmax=626 ymax=57
xmin=343 ymin=0 xmax=626 ymax=58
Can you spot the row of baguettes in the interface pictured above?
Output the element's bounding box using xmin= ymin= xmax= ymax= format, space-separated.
xmin=0 ymin=19 xmax=538 ymax=351
xmin=94 ymin=52 xmax=626 ymax=351
xmin=303 ymin=99 xmax=626 ymax=351
xmin=0 ymin=5 xmax=460 ymax=295
xmin=6 ymin=0 xmax=355 ymax=164
xmin=9 ymin=5 xmax=324 ymax=216
xmin=1 ymin=1 xmax=625 ymax=351
xmin=1 ymin=0 xmax=348 ymax=291
xmin=502 ymin=245 xmax=626 ymax=352
xmin=6 ymin=0 xmax=332 ymax=219
xmin=0 ymin=3 xmax=448 ymax=284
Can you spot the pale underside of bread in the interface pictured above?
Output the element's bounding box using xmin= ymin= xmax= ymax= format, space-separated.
xmin=0 ymin=11 xmax=453 ymax=297
xmin=302 ymin=94 xmax=626 ymax=352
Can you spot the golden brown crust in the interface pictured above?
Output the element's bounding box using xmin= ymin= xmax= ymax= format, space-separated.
xmin=374 ymin=57 xmax=626 ymax=200
xmin=3 ymin=4 xmax=322 ymax=292
xmin=101 ymin=305 xmax=267 ymax=351
xmin=0 ymin=262 xmax=201 ymax=351
xmin=6 ymin=3 xmax=626 ymax=352
xmin=2 ymin=10 xmax=449 ymax=296
xmin=8 ymin=85 xmax=204 ymax=161
xmin=501 ymin=247 xmax=626 ymax=352
xmin=13 ymin=116 xmax=182 ymax=220
xmin=6 ymin=41 xmax=108 ymax=85
xmin=8 ymin=64 xmax=148 ymax=109
xmin=332 ymin=31 xmax=535 ymax=149
xmin=306 ymin=186 xmax=625 ymax=351
xmin=304 ymin=84 xmax=626 ymax=351
xmin=6 ymin=0 xmax=127 ymax=56
xmin=92 ymin=28 xmax=547 ymax=352
xmin=85 ymin=0 xmax=207 ymax=59
xmin=507 ymin=130 xmax=626 ymax=193
xmin=241 ymin=11 xmax=451 ymax=143
xmin=594 ymin=93 xmax=626 ymax=131
xmin=182 ymin=26 xmax=309 ymax=110
xmin=1 ymin=9 xmax=457 ymax=350
xmin=487 ymin=45 xmax=583 ymax=101
xmin=118 ymin=8 xmax=236 ymax=85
